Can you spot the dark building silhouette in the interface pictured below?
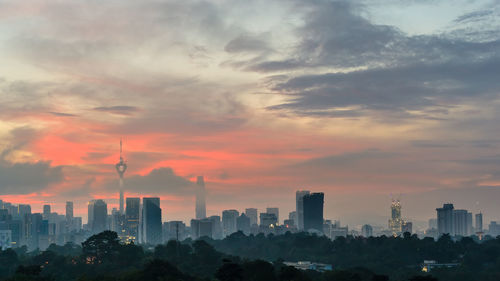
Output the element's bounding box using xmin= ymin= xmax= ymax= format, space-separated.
xmin=89 ymin=199 xmax=108 ymax=234
xmin=236 ymin=213 xmax=251 ymax=235
xmin=142 ymin=197 xmax=162 ymax=244
xmin=125 ymin=197 xmax=140 ymax=242
xmin=303 ymin=192 xmax=324 ymax=233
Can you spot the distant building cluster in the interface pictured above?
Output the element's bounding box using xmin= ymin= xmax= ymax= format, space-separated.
xmin=1 ymin=141 xmax=499 ymax=250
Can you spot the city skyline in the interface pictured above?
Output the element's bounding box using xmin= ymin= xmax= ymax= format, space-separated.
xmin=1 ymin=0 xmax=500 ymax=228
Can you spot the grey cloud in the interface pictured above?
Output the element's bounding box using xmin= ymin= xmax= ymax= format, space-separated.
xmin=292 ymin=149 xmax=395 ymax=168
xmin=93 ymin=106 xmax=140 ymax=115
xmin=0 ymin=157 xmax=63 ymax=195
xmin=267 ymin=58 xmax=500 ymax=118
xmin=224 ymin=33 xmax=272 ymax=53
xmin=104 ymin=167 xmax=193 ymax=196
xmin=49 ymin=112 xmax=77 ymax=117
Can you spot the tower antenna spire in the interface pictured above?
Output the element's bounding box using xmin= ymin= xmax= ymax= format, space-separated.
xmin=120 ymin=137 xmax=123 ymax=159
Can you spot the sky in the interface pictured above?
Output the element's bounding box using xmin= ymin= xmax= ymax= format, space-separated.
xmin=1 ymin=0 xmax=500 ymax=230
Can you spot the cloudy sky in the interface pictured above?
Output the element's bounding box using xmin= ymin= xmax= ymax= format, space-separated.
xmin=1 ymin=0 xmax=500 ymax=229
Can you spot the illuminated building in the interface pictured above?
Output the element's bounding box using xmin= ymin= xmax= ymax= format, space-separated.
xmin=388 ymin=199 xmax=403 ymax=236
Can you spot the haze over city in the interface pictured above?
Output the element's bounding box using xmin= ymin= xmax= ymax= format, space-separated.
xmin=1 ymin=0 xmax=500 ymax=230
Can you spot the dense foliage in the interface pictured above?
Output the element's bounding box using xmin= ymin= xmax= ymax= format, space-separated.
xmin=0 ymin=231 xmax=499 ymax=281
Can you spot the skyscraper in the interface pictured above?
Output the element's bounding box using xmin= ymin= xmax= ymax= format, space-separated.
xmin=436 ymin=203 xmax=454 ymax=236
xmin=259 ymin=213 xmax=277 ymax=227
xmin=388 ymin=199 xmax=403 ymax=236
xmin=453 ymin=209 xmax=468 ymax=236
xmin=195 ymin=176 xmax=206 ymax=219
xmin=126 ymin=197 xmax=140 ymax=241
xmin=142 ymin=197 xmax=162 ymax=244
xmin=475 ymin=212 xmax=483 ymax=233
xmin=66 ymin=202 xmax=73 ymax=221
xmin=266 ymin=208 xmax=279 ymax=225
xmin=245 ymin=208 xmax=258 ymax=226
xmin=222 ymin=210 xmax=239 ymax=237
xmin=361 ymin=224 xmax=373 ymax=237
xmin=115 ymin=139 xmax=127 ymax=215
xmin=303 ymin=192 xmax=324 ymax=233
xmin=208 ymin=215 xmax=223 ymax=239
xmin=89 ymin=199 xmax=107 ymax=234
xmin=296 ymin=190 xmax=310 ymax=230
xmin=43 ymin=205 xmax=51 ymax=216
xmin=191 ymin=218 xmax=212 ymax=240
xmin=236 ymin=213 xmax=251 ymax=235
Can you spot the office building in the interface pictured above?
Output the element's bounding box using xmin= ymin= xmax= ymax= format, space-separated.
xmin=361 ymin=224 xmax=373 ymax=237
xmin=475 ymin=213 xmax=483 ymax=233
xmin=388 ymin=199 xmax=403 ymax=236
xmin=126 ymin=197 xmax=140 ymax=241
xmin=402 ymin=221 xmax=413 ymax=234
xmin=266 ymin=208 xmax=279 ymax=225
xmin=43 ymin=205 xmax=51 ymax=218
xmin=208 ymin=215 xmax=223 ymax=239
xmin=163 ymin=221 xmax=187 ymax=242
xmin=66 ymin=202 xmax=73 ymax=221
xmin=236 ymin=213 xmax=251 ymax=235
xmin=245 ymin=208 xmax=258 ymax=226
xmin=195 ymin=176 xmax=207 ymax=219
xmin=142 ymin=197 xmax=162 ymax=245
xmin=303 ymin=192 xmax=324 ymax=233
xmin=436 ymin=203 xmax=454 ymax=236
xmin=89 ymin=199 xmax=108 ymax=234
xmin=296 ymin=190 xmax=310 ymax=230
xmin=489 ymin=221 xmax=500 ymax=236
xmin=222 ymin=210 xmax=239 ymax=237
xmin=260 ymin=212 xmax=278 ymax=227
xmin=191 ymin=218 xmax=212 ymax=239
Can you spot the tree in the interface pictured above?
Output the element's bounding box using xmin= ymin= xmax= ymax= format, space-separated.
xmin=215 ymin=261 xmax=243 ymax=281
xmin=81 ymin=231 xmax=121 ymax=264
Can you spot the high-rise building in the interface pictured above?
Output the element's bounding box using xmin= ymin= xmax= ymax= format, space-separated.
xmin=402 ymin=221 xmax=413 ymax=234
xmin=222 ymin=210 xmax=239 ymax=237
xmin=126 ymin=197 xmax=140 ymax=242
xmin=288 ymin=211 xmax=297 ymax=226
xmin=245 ymin=208 xmax=258 ymax=226
xmin=475 ymin=213 xmax=483 ymax=233
xmin=142 ymin=197 xmax=162 ymax=245
xmin=66 ymin=202 xmax=73 ymax=221
xmin=303 ymin=192 xmax=324 ymax=233
xmin=163 ymin=221 xmax=187 ymax=242
xmin=259 ymin=213 xmax=278 ymax=227
xmin=361 ymin=224 xmax=373 ymax=237
xmin=489 ymin=221 xmax=500 ymax=236
xmin=195 ymin=176 xmax=207 ymax=219
xmin=236 ymin=213 xmax=251 ymax=235
xmin=388 ymin=199 xmax=403 ymax=236
xmin=115 ymin=139 xmax=127 ymax=215
xmin=436 ymin=203 xmax=454 ymax=236
xmin=266 ymin=208 xmax=279 ymax=225
xmin=453 ymin=209 xmax=468 ymax=237
xmin=89 ymin=199 xmax=108 ymax=234
xmin=296 ymin=190 xmax=310 ymax=230
xmin=208 ymin=215 xmax=223 ymax=239
xmin=43 ymin=205 xmax=51 ymax=216
xmin=191 ymin=218 xmax=212 ymax=240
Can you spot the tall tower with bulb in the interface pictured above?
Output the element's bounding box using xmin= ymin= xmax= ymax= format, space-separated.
xmin=115 ymin=138 xmax=127 ymax=215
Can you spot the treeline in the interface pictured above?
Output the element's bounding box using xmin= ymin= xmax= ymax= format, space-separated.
xmin=0 ymin=231 xmax=499 ymax=281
